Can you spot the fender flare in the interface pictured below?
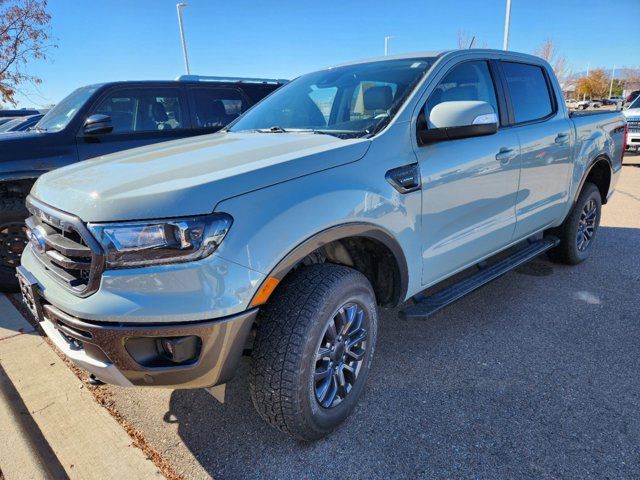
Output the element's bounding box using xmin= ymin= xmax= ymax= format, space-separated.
xmin=252 ymin=222 xmax=409 ymax=307
xmin=572 ymin=154 xmax=613 ymax=205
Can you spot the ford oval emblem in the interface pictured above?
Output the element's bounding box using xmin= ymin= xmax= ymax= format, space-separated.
xmin=30 ymin=227 xmax=49 ymax=254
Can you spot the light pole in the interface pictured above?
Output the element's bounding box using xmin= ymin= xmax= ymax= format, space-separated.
xmin=384 ymin=35 xmax=393 ymax=56
xmin=608 ymin=65 xmax=616 ymax=99
xmin=176 ymin=3 xmax=190 ymax=75
xmin=583 ymin=62 xmax=589 ymax=101
xmin=502 ymin=0 xmax=512 ymax=50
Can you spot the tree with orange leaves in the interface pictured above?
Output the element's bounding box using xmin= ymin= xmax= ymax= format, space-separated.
xmin=0 ymin=0 xmax=53 ymax=106
xmin=575 ymin=69 xmax=610 ymax=99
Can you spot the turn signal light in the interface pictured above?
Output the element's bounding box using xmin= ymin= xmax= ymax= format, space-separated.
xmin=250 ymin=276 xmax=280 ymax=307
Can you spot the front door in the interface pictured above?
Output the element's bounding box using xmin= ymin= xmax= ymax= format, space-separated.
xmin=77 ymin=87 xmax=190 ymax=160
xmin=414 ymin=60 xmax=521 ymax=286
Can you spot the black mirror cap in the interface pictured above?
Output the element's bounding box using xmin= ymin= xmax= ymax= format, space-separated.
xmin=418 ymin=122 xmax=497 ymax=146
xmin=83 ymin=114 xmax=113 ymax=135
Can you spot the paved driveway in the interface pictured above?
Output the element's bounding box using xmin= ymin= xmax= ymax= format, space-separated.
xmin=105 ymin=155 xmax=640 ymax=479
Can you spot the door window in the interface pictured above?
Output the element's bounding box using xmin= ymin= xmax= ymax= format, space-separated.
xmin=191 ymin=88 xmax=248 ymax=128
xmin=501 ymin=62 xmax=554 ymax=123
xmin=92 ymin=89 xmax=184 ymax=133
xmin=426 ymin=61 xmax=499 ymax=122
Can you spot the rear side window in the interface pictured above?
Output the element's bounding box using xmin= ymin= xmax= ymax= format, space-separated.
xmin=191 ymin=88 xmax=248 ymax=128
xmin=92 ymin=88 xmax=184 ymax=133
xmin=502 ymin=62 xmax=554 ymax=123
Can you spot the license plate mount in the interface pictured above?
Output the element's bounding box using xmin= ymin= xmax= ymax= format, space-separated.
xmin=16 ymin=266 xmax=44 ymax=323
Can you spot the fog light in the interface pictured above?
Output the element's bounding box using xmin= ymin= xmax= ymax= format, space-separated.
xmin=158 ymin=336 xmax=200 ymax=363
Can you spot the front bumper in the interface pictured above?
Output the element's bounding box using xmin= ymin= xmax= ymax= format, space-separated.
xmin=18 ymin=264 xmax=258 ymax=388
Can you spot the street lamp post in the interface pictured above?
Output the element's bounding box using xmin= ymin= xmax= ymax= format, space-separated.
xmin=384 ymin=35 xmax=393 ymax=56
xmin=608 ymin=65 xmax=616 ymax=99
xmin=502 ymin=0 xmax=512 ymax=50
xmin=176 ymin=2 xmax=191 ymax=75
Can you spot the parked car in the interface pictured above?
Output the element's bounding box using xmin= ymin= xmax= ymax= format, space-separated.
xmin=625 ymin=90 xmax=640 ymax=105
xmin=565 ymin=98 xmax=580 ymax=109
xmin=0 ymin=75 xmax=286 ymax=290
xmin=623 ymin=95 xmax=640 ymax=151
xmin=0 ymin=114 xmax=44 ymax=133
xmin=576 ymin=99 xmax=601 ymax=109
xmin=17 ymin=50 xmax=625 ymax=441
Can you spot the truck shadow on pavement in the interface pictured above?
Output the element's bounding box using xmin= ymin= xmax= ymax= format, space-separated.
xmin=159 ymin=226 xmax=640 ymax=480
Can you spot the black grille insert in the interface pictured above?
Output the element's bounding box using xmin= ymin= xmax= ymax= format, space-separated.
xmin=26 ymin=196 xmax=104 ymax=296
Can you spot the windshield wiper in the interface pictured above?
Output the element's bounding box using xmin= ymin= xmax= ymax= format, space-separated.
xmin=256 ymin=126 xmax=287 ymax=133
xmin=33 ymin=126 xmax=47 ymax=132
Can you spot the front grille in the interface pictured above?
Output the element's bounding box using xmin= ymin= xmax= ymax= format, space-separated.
xmin=25 ymin=196 xmax=104 ymax=296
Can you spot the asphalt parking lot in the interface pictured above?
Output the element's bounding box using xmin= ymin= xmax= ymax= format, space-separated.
xmin=99 ymin=152 xmax=638 ymax=479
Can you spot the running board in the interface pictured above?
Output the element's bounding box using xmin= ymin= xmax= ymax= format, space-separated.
xmin=400 ymin=236 xmax=560 ymax=320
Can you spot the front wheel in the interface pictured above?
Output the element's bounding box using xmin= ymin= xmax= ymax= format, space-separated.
xmin=249 ymin=264 xmax=378 ymax=441
xmin=547 ymin=182 xmax=602 ymax=265
xmin=0 ymin=197 xmax=29 ymax=292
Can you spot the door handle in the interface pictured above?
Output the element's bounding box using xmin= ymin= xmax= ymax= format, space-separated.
xmin=555 ymin=133 xmax=569 ymax=144
xmin=495 ymin=148 xmax=517 ymax=165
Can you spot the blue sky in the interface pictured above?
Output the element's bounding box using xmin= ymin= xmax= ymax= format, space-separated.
xmin=10 ymin=0 xmax=640 ymax=108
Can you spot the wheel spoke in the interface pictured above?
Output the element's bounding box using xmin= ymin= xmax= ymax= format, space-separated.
xmin=325 ymin=318 xmax=338 ymax=342
xmin=322 ymin=375 xmax=338 ymax=408
xmin=347 ymin=328 xmax=367 ymax=348
xmin=316 ymin=376 xmax=332 ymax=403
xmin=340 ymin=304 xmax=357 ymax=335
xmin=345 ymin=347 xmax=365 ymax=361
xmin=316 ymin=346 xmax=332 ymax=361
xmin=348 ymin=310 xmax=363 ymax=335
xmin=314 ymin=365 xmax=332 ymax=381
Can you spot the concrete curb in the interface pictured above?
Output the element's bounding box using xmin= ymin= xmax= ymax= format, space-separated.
xmin=0 ymin=294 xmax=164 ymax=479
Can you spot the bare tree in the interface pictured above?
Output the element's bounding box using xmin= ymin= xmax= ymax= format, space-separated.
xmin=0 ymin=0 xmax=53 ymax=105
xmin=534 ymin=39 xmax=569 ymax=82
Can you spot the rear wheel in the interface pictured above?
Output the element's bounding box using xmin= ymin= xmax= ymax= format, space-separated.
xmin=0 ymin=197 xmax=29 ymax=292
xmin=249 ymin=264 xmax=378 ymax=441
xmin=547 ymin=182 xmax=601 ymax=265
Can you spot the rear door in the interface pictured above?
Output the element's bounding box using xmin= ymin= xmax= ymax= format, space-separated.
xmin=414 ymin=59 xmax=522 ymax=286
xmin=499 ymin=61 xmax=573 ymax=239
xmin=77 ymin=86 xmax=190 ymax=160
xmin=186 ymin=86 xmax=250 ymax=135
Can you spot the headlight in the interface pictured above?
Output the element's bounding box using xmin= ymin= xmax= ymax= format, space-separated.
xmin=88 ymin=214 xmax=232 ymax=268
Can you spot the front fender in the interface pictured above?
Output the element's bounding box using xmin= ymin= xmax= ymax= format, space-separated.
xmin=213 ymin=145 xmax=423 ymax=304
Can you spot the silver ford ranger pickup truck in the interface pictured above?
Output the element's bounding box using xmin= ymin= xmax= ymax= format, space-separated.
xmin=17 ymin=49 xmax=626 ymax=441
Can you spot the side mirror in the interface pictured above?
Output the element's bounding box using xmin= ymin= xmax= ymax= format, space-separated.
xmin=83 ymin=114 xmax=113 ymax=135
xmin=418 ymin=101 xmax=498 ymax=145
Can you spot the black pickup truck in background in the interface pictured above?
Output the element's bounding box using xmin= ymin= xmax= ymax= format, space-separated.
xmin=0 ymin=75 xmax=286 ymax=290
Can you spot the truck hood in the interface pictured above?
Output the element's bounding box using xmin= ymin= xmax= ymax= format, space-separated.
xmin=32 ymin=132 xmax=370 ymax=222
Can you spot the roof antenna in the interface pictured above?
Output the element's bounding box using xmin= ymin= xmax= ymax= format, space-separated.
xmin=468 ymin=36 xmax=476 ymax=49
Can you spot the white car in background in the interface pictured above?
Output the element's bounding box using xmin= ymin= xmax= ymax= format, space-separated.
xmin=624 ymin=96 xmax=640 ymax=151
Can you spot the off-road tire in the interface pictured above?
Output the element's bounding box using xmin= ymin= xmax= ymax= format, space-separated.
xmin=249 ymin=264 xmax=378 ymax=441
xmin=547 ymin=182 xmax=601 ymax=265
xmin=0 ymin=197 xmax=29 ymax=292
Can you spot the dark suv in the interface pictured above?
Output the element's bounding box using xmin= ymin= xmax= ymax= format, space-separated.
xmin=0 ymin=76 xmax=285 ymax=290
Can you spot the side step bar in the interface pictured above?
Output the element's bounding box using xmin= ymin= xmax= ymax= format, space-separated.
xmin=400 ymin=236 xmax=560 ymax=320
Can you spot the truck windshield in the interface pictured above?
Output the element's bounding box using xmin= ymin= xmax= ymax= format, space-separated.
xmin=228 ymin=58 xmax=435 ymax=138
xmin=630 ymin=96 xmax=640 ymax=109
xmin=36 ymin=85 xmax=99 ymax=132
